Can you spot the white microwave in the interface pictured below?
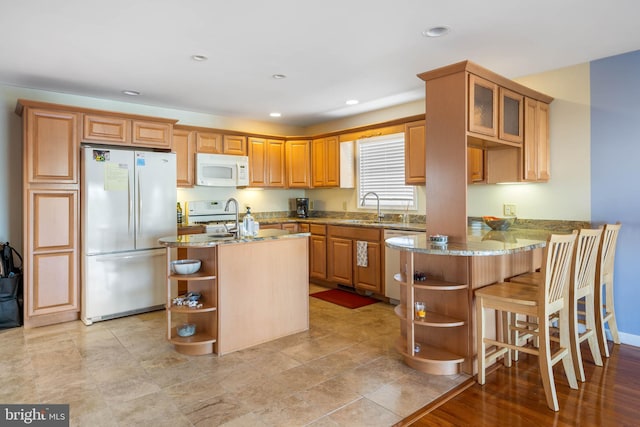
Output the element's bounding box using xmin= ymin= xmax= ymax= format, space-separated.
xmin=196 ymin=153 xmax=249 ymax=187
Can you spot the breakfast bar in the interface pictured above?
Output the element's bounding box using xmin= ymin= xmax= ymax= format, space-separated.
xmin=160 ymin=229 xmax=310 ymax=356
xmin=385 ymin=229 xmax=547 ymax=375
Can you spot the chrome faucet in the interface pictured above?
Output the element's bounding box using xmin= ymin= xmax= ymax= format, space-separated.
xmin=361 ymin=192 xmax=384 ymax=222
xmin=224 ymin=197 xmax=239 ymax=237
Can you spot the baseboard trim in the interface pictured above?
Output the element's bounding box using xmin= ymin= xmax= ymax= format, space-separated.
xmin=618 ymin=331 xmax=640 ymax=347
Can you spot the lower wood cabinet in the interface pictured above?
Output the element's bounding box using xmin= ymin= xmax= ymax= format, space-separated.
xmin=25 ymin=189 xmax=80 ymax=326
xmin=327 ymin=225 xmax=382 ymax=294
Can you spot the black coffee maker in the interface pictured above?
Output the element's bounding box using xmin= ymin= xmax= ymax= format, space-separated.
xmin=296 ymin=198 xmax=309 ymax=218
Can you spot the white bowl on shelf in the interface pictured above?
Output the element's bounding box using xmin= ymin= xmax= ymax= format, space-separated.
xmin=171 ymin=259 xmax=201 ymax=275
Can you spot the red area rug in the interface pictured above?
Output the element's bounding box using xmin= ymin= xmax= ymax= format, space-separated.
xmin=311 ymin=289 xmax=378 ymax=309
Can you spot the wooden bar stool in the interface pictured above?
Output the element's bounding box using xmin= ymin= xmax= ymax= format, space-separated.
xmin=594 ymin=223 xmax=622 ymax=357
xmin=475 ymin=232 xmax=578 ymax=412
xmin=510 ymin=228 xmax=604 ymax=382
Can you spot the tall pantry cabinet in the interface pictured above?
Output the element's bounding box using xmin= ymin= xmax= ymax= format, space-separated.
xmin=18 ymin=102 xmax=81 ymax=328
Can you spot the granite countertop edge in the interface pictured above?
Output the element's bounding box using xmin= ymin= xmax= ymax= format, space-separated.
xmin=159 ymin=229 xmax=310 ymax=248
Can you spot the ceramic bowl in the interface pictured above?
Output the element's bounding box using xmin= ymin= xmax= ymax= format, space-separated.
xmin=482 ymin=216 xmax=516 ymax=231
xmin=176 ymin=323 xmax=196 ymax=337
xmin=171 ymin=259 xmax=201 ymax=275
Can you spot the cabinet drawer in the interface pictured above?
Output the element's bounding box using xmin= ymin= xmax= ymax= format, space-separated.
xmin=309 ymin=224 xmax=326 ymax=235
xmin=327 ymin=225 xmax=381 ymax=241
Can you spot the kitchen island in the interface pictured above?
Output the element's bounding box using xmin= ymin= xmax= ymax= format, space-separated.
xmin=385 ymin=230 xmax=547 ymax=375
xmin=160 ymin=229 xmax=310 ymax=355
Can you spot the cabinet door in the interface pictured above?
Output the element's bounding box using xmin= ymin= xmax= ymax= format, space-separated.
xmin=132 ymin=120 xmax=172 ymax=148
xmin=248 ymin=137 xmax=267 ymax=186
xmin=405 ymin=120 xmax=426 ymax=185
xmin=499 ymin=88 xmax=524 ymax=143
xmin=328 ymin=237 xmax=352 ymax=285
xmin=354 ymin=241 xmax=382 ymax=294
xmin=174 ymin=129 xmax=195 ymax=187
xmin=312 ymin=138 xmax=326 ymax=187
xmin=196 ymin=132 xmax=223 ymax=153
xmin=223 ymin=135 xmax=247 ymax=155
xmin=281 ymin=223 xmax=298 ymax=233
xmin=26 ymin=189 xmax=79 ymax=318
xmin=83 ymin=114 xmax=131 ymax=144
xmin=286 ymin=140 xmax=311 ymax=188
xmin=468 ymin=74 xmax=498 ymax=137
xmin=27 ymin=109 xmax=80 ymax=184
xmin=324 ymin=136 xmax=340 ymax=187
xmin=267 ymin=139 xmax=285 ymax=187
xmin=467 ymin=147 xmax=484 ymax=183
xmin=524 ymin=98 xmax=550 ymax=181
xmin=310 ymin=235 xmax=327 ymax=279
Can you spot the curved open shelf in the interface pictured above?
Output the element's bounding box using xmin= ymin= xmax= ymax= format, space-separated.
xmin=169 ymin=303 xmax=217 ymax=314
xmin=394 ymin=337 xmax=464 ymax=375
xmin=394 ymin=304 xmax=464 ymax=327
xmin=169 ymin=271 xmax=216 ymax=281
xmin=170 ymin=331 xmax=217 ymax=345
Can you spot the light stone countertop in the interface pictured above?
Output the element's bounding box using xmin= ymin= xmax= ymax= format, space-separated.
xmin=159 ymin=228 xmax=310 ymax=248
xmin=385 ymin=229 xmax=549 ymax=256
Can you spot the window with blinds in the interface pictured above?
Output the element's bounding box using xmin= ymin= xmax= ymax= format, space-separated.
xmin=357 ymin=133 xmax=416 ymax=209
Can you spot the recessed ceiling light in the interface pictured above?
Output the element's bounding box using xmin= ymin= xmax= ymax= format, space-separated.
xmin=345 ymin=99 xmax=359 ymax=105
xmin=191 ymin=55 xmax=208 ymax=61
xmin=422 ymin=26 xmax=451 ymax=37
xmin=270 ymin=112 xmax=282 ymax=118
xmin=272 ymin=74 xmax=287 ymax=79
xmin=122 ymin=90 xmax=140 ymax=96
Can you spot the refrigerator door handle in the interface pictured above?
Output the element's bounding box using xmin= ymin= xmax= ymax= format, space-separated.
xmin=93 ymin=250 xmax=165 ymax=261
xmin=137 ymin=172 xmax=142 ymax=236
xmin=128 ymin=172 xmax=133 ymax=236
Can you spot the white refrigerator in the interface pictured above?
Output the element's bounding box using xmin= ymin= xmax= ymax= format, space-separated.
xmin=81 ymin=146 xmax=176 ymax=325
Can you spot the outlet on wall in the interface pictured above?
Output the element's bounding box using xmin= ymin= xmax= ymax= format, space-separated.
xmin=503 ymin=203 xmax=517 ymax=216
xmin=309 ymin=200 xmax=314 ymax=210
xmin=342 ymin=201 xmax=347 ymax=211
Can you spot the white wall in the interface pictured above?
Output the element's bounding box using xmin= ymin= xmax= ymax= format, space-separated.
xmin=467 ymin=63 xmax=592 ymax=220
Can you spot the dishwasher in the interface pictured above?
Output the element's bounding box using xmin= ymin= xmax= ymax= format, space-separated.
xmin=384 ymin=229 xmax=419 ymax=304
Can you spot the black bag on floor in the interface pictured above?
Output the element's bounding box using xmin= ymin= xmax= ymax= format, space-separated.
xmin=0 ymin=242 xmax=23 ymax=329
xmin=0 ymin=275 xmax=22 ymax=328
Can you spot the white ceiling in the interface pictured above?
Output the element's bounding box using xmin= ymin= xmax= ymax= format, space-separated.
xmin=1 ymin=0 xmax=639 ymax=127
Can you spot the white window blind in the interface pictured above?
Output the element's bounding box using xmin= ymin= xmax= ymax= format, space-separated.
xmin=358 ymin=133 xmax=416 ymax=209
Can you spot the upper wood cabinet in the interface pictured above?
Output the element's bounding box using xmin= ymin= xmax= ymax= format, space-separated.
xmin=173 ymin=128 xmax=195 ymax=187
xmin=83 ymin=114 xmax=173 ymax=149
xmin=83 ymin=114 xmax=130 ymax=144
xmin=132 ymin=120 xmax=172 ymax=148
xmin=404 ymin=120 xmax=426 ymax=185
xmin=312 ymin=136 xmax=339 ymax=187
xmin=26 ymin=108 xmax=80 ymax=184
xmin=196 ymin=131 xmax=223 ymax=153
xmin=248 ymin=137 xmax=285 ymax=187
xmin=286 ymin=140 xmax=312 ymax=188
xmin=468 ymin=74 xmax=524 ymax=146
xmin=223 ymin=135 xmax=247 ymax=156
xmin=523 ymin=97 xmax=550 ymax=182
xmin=196 ymin=132 xmax=247 ymax=155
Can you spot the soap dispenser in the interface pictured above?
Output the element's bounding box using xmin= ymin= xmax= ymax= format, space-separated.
xmin=242 ymin=206 xmax=255 ymax=237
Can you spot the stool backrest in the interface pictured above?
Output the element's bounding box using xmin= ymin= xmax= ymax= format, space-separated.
xmin=598 ymin=223 xmax=622 ymax=283
xmin=541 ymin=232 xmax=578 ymax=313
xmin=573 ymin=228 xmax=603 ymax=294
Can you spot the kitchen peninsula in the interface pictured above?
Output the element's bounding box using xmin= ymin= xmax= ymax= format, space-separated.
xmin=386 ymin=229 xmax=548 ymax=375
xmin=160 ymin=229 xmax=310 ymax=356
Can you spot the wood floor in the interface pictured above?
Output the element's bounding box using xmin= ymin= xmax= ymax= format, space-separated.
xmin=403 ymin=342 xmax=640 ymax=426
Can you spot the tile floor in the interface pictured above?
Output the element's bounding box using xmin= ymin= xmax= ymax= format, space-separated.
xmin=0 ymin=284 xmax=469 ymax=426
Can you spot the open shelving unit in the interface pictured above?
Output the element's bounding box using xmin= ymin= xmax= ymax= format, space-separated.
xmin=393 ymin=251 xmax=471 ymax=375
xmin=165 ymin=246 xmax=218 ymax=356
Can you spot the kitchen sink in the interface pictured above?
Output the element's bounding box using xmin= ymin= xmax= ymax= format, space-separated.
xmin=207 ymin=232 xmax=236 ymax=240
